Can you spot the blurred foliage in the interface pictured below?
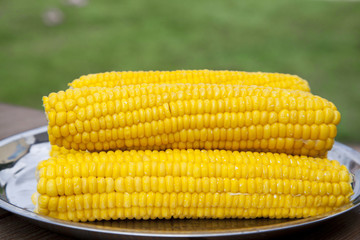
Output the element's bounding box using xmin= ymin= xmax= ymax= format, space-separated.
xmin=0 ymin=0 xmax=359 ymax=141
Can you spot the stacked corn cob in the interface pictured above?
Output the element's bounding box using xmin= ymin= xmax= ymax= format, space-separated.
xmin=69 ymin=70 xmax=310 ymax=92
xmin=33 ymin=70 xmax=353 ymax=222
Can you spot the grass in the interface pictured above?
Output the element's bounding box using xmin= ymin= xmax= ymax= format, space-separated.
xmin=0 ymin=0 xmax=360 ymax=141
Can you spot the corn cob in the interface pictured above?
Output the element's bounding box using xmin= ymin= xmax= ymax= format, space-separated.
xmin=69 ymin=70 xmax=310 ymax=92
xmin=33 ymin=149 xmax=353 ymax=221
xmin=43 ymin=83 xmax=340 ymax=156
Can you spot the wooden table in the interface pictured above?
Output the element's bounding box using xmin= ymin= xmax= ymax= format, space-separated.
xmin=0 ymin=103 xmax=360 ymax=240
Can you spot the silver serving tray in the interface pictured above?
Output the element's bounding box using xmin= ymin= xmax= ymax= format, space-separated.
xmin=0 ymin=126 xmax=359 ymax=239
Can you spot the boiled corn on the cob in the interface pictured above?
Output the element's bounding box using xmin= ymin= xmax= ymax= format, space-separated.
xmin=68 ymin=70 xmax=310 ymax=92
xmin=43 ymin=83 xmax=340 ymax=156
xmin=33 ymin=149 xmax=353 ymax=221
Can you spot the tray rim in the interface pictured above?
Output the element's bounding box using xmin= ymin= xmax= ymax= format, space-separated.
xmin=0 ymin=126 xmax=359 ymax=238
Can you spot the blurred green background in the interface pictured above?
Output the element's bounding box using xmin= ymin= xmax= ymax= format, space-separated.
xmin=0 ymin=0 xmax=359 ymax=141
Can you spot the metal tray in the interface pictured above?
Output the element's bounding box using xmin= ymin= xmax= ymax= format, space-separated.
xmin=0 ymin=126 xmax=359 ymax=239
